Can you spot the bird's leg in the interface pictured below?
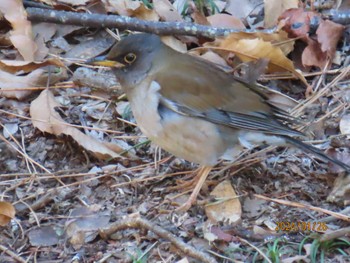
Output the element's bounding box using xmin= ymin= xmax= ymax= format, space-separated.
xmin=176 ymin=166 xmax=213 ymax=212
xmin=168 ymin=167 xmax=202 ymax=191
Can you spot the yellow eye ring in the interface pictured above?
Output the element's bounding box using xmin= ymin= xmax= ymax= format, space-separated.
xmin=124 ymin=53 xmax=136 ymax=64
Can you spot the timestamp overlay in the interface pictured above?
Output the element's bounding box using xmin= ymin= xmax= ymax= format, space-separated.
xmin=275 ymin=221 xmax=329 ymax=232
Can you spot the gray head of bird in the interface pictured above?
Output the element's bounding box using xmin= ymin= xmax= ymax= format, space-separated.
xmin=90 ymin=33 xmax=164 ymax=89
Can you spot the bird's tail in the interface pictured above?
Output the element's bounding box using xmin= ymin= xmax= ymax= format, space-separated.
xmin=282 ymin=135 xmax=350 ymax=173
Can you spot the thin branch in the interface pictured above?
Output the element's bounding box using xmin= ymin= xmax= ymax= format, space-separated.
xmin=99 ymin=217 xmax=217 ymax=263
xmin=0 ymin=244 xmax=26 ymax=263
xmin=26 ymin=7 xmax=273 ymax=38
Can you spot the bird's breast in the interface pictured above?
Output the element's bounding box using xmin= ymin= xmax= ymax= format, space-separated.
xmin=127 ymin=80 xmax=231 ymax=165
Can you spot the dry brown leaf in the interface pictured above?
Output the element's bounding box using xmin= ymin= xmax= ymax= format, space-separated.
xmin=328 ymin=173 xmax=350 ymax=204
xmin=0 ymin=66 xmax=67 ymax=100
xmin=0 ymin=0 xmax=37 ymax=61
xmin=264 ymin=0 xmax=299 ymax=28
xmin=316 ymin=20 xmax=344 ymax=58
xmin=0 ymin=69 xmax=45 ymax=100
xmin=30 ymin=89 xmax=123 ymax=160
xmin=205 ymin=180 xmax=241 ymax=224
xmin=207 ymin=14 xmax=246 ymax=29
xmin=279 ymin=8 xmax=343 ymax=68
xmin=225 ymin=0 xmax=262 ymax=19
xmin=0 ymin=59 xmax=64 ymax=74
xmin=104 ymin=0 xmax=159 ymax=21
xmin=301 ymin=39 xmax=327 ymax=68
xmin=278 ymin=8 xmax=319 ymax=40
xmin=190 ymin=5 xmax=210 ymax=25
xmin=153 ymin=0 xmax=183 ymax=22
xmin=161 ymin=36 xmax=187 ymax=53
xmin=218 ymin=36 xmax=307 ymax=85
xmin=0 ymin=201 xmax=15 ymax=226
xmin=211 ymin=31 xmax=294 ymax=55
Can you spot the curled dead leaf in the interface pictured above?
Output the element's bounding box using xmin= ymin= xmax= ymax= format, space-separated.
xmin=30 ymin=89 xmax=123 ymax=160
xmin=0 ymin=59 xmax=65 ymax=74
xmin=0 ymin=0 xmax=37 ymax=61
xmin=0 ymin=67 xmax=67 ymax=100
xmin=205 ymin=180 xmax=242 ymax=224
xmin=264 ymin=0 xmax=299 ymax=28
xmin=0 ymin=201 xmax=16 ymax=226
xmin=216 ymin=35 xmax=307 ymax=85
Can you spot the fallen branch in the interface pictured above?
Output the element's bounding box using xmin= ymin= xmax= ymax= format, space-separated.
xmin=0 ymin=244 xmax=26 ymax=263
xmin=254 ymin=194 xmax=350 ymax=222
xmin=26 ymin=7 xmax=272 ymax=38
xmin=99 ymin=216 xmax=217 ymax=263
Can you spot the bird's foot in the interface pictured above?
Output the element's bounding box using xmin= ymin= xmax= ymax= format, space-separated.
xmin=173 ymin=166 xmax=213 ymax=212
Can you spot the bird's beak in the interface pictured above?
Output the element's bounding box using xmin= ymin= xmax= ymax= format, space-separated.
xmin=86 ymin=55 xmax=125 ymax=68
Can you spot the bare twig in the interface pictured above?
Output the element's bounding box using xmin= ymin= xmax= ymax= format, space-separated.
xmin=254 ymin=194 xmax=350 ymax=222
xmin=26 ymin=7 xmax=273 ymax=38
xmin=320 ymin=226 xmax=350 ymax=242
xmin=99 ymin=217 xmax=217 ymax=263
xmin=0 ymin=244 xmax=26 ymax=263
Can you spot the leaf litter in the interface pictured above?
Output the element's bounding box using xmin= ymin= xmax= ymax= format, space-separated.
xmin=0 ymin=0 xmax=350 ymax=262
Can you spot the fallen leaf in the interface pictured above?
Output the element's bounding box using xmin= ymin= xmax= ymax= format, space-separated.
xmin=278 ymin=8 xmax=319 ymax=40
xmin=243 ymin=197 xmax=267 ymax=218
xmin=327 ymin=175 xmax=350 ymax=206
xmin=28 ymin=226 xmax=62 ymax=246
xmin=301 ymin=39 xmax=327 ymax=68
xmin=153 ymin=0 xmax=183 ymax=22
xmin=279 ymin=8 xmax=344 ymax=68
xmin=30 ymin=89 xmax=123 ymax=160
xmin=3 ymin=123 xmax=18 ymax=138
xmin=205 ymin=180 xmax=241 ymax=224
xmin=210 ymin=31 xmax=294 ymax=56
xmin=207 ymin=14 xmax=246 ymax=29
xmin=0 ymin=201 xmax=15 ymax=226
xmin=65 ymin=207 xmax=110 ymax=249
xmin=217 ymin=36 xmax=307 ymax=84
xmin=225 ymin=0 xmax=262 ymax=19
xmin=104 ymin=0 xmax=159 ymax=21
xmin=190 ymin=4 xmax=210 ymax=25
xmin=316 ymin=20 xmax=344 ymax=59
xmin=161 ymin=36 xmax=187 ymax=53
xmin=326 ymin=148 xmax=350 ymax=174
xmin=0 ymin=58 xmax=64 ymax=74
xmin=264 ymin=0 xmax=299 ymax=28
xmin=0 ymin=69 xmax=45 ymax=100
xmin=0 ymin=0 xmax=37 ymax=61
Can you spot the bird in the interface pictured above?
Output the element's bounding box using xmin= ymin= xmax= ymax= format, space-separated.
xmin=89 ymin=33 xmax=350 ymax=211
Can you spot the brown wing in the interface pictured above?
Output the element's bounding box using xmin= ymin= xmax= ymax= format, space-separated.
xmin=153 ymin=49 xmax=301 ymax=137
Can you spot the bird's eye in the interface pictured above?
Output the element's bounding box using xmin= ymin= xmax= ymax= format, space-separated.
xmin=124 ymin=53 xmax=136 ymax=64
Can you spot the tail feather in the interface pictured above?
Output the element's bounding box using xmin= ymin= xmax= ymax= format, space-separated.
xmin=282 ymin=136 xmax=350 ymax=173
